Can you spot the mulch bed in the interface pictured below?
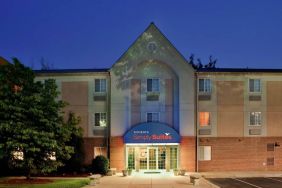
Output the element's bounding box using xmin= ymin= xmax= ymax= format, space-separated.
xmin=45 ymin=172 xmax=90 ymax=177
xmin=1 ymin=178 xmax=54 ymax=184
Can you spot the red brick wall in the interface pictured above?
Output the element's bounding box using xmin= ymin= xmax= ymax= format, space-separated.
xmin=83 ymin=137 xmax=106 ymax=165
xmin=180 ymin=136 xmax=196 ymax=172
xmin=199 ymin=137 xmax=282 ymax=171
xmin=110 ymin=136 xmax=125 ymax=171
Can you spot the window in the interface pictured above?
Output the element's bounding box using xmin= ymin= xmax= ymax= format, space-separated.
xmin=249 ymin=79 xmax=261 ymax=93
xmin=147 ymin=112 xmax=159 ymax=122
xmin=250 ymin=112 xmax=262 ymax=126
xmin=94 ymin=113 xmax=107 ymax=127
xmin=127 ymin=147 xmax=135 ymax=170
xmin=199 ymin=112 xmax=211 ymax=127
xmin=13 ymin=151 xmax=24 ymax=160
xmin=199 ymin=146 xmax=211 ymax=161
xmin=199 ymin=78 xmax=211 ymax=93
xmin=95 ymin=79 xmax=106 ymax=92
xmin=47 ymin=152 xmax=56 ymax=161
xmin=170 ymin=147 xmax=178 ymax=169
xmin=94 ymin=147 xmax=107 ymax=158
xmin=147 ymin=78 xmax=159 ymax=92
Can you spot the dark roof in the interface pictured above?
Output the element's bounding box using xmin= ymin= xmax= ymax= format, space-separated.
xmin=197 ymin=68 xmax=282 ymax=73
xmin=34 ymin=68 xmax=109 ymax=74
xmin=35 ymin=67 xmax=282 ymax=74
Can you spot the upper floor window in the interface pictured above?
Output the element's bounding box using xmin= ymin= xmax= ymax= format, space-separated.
xmin=250 ymin=112 xmax=261 ymax=126
xmin=147 ymin=78 xmax=159 ymax=92
xmin=95 ymin=79 xmax=106 ymax=93
xmin=94 ymin=112 xmax=107 ymax=127
xmin=199 ymin=78 xmax=211 ymax=93
xmin=147 ymin=112 xmax=159 ymax=122
xmin=249 ymin=79 xmax=261 ymax=93
xmin=199 ymin=112 xmax=211 ymax=127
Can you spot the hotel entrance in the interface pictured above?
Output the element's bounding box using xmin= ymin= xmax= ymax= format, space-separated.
xmin=126 ymin=145 xmax=178 ymax=171
xmin=123 ymin=122 xmax=181 ymax=171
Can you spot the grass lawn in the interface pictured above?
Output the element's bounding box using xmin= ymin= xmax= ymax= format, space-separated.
xmin=0 ymin=178 xmax=90 ymax=188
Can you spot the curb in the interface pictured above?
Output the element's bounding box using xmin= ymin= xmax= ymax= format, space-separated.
xmin=201 ymin=178 xmax=221 ymax=188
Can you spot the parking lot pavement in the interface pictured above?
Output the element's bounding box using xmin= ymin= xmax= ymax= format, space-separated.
xmin=207 ymin=177 xmax=282 ymax=188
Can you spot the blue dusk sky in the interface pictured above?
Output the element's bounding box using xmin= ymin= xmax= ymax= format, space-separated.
xmin=1 ymin=0 xmax=282 ymax=69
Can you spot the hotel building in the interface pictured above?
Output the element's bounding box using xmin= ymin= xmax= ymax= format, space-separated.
xmin=36 ymin=23 xmax=282 ymax=172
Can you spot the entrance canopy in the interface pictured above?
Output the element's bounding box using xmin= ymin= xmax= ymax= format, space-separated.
xmin=124 ymin=122 xmax=180 ymax=144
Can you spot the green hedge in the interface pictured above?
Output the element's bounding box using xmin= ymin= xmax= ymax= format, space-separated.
xmin=91 ymin=155 xmax=109 ymax=175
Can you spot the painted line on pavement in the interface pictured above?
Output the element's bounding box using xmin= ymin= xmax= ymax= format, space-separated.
xmin=264 ymin=177 xmax=282 ymax=183
xmin=232 ymin=178 xmax=263 ymax=188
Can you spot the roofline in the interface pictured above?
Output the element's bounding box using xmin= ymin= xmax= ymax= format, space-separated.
xmin=111 ymin=22 xmax=194 ymax=70
xmin=34 ymin=68 xmax=109 ymax=74
xmin=197 ymin=68 xmax=282 ymax=73
xmin=34 ymin=67 xmax=282 ymax=74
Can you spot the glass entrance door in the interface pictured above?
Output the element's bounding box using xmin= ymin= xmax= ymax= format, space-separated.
xmin=133 ymin=146 xmax=172 ymax=170
xmin=148 ymin=147 xmax=157 ymax=170
xmin=158 ymin=147 xmax=166 ymax=169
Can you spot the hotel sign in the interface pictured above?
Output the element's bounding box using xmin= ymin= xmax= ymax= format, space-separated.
xmin=124 ymin=122 xmax=180 ymax=143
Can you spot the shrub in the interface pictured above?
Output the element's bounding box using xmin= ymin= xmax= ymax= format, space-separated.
xmin=91 ymin=155 xmax=109 ymax=175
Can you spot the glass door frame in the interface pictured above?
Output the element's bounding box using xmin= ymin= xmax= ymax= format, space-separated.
xmin=147 ymin=147 xmax=158 ymax=170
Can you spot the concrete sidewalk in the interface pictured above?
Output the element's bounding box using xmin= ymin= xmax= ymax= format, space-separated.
xmin=83 ymin=171 xmax=282 ymax=188
xmin=83 ymin=172 xmax=214 ymax=188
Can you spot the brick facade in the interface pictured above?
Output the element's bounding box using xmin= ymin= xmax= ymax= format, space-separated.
xmin=83 ymin=137 xmax=106 ymax=165
xmin=199 ymin=137 xmax=282 ymax=171
xmin=110 ymin=136 xmax=125 ymax=172
xmin=180 ymin=136 xmax=196 ymax=172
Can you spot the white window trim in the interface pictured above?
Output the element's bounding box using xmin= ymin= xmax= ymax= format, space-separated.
xmin=94 ymin=147 xmax=106 ymax=158
xmin=249 ymin=79 xmax=261 ymax=93
xmin=198 ymin=78 xmax=212 ymax=93
xmin=146 ymin=112 xmax=160 ymax=122
xmin=249 ymin=112 xmax=262 ymax=126
xmin=94 ymin=79 xmax=107 ymax=93
xmin=94 ymin=112 xmax=107 ymax=127
xmin=147 ymin=78 xmax=160 ymax=93
xmin=199 ymin=146 xmax=212 ymax=161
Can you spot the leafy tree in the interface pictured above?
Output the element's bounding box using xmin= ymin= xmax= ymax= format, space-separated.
xmin=0 ymin=58 xmax=79 ymax=179
xmin=58 ymin=112 xmax=85 ymax=173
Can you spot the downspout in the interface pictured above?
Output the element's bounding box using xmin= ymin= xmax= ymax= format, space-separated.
xmin=107 ymin=72 xmax=111 ymax=161
xmin=195 ymin=71 xmax=199 ymax=172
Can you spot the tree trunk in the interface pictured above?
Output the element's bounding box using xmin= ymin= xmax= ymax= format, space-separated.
xmin=26 ymin=169 xmax=31 ymax=180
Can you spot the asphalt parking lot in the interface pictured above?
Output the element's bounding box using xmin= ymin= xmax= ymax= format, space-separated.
xmin=207 ymin=177 xmax=282 ymax=188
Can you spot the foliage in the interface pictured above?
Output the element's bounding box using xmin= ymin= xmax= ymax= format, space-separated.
xmin=127 ymin=153 xmax=134 ymax=170
xmin=188 ymin=54 xmax=217 ymax=69
xmin=0 ymin=58 xmax=80 ymax=179
xmin=91 ymin=155 xmax=109 ymax=175
xmin=0 ymin=178 xmax=90 ymax=188
xmin=58 ymin=112 xmax=84 ymax=173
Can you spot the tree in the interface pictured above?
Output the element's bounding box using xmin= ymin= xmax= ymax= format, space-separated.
xmin=58 ymin=112 xmax=85 ymax=173
xmin=0 ymin=58 xmax=79 ymax=179
xmin=187 ymin=53 xmax=217 ymax=69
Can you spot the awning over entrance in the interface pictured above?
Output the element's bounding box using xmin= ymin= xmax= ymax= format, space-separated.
xmin=124 ymin=122 xmax=180 ymax=144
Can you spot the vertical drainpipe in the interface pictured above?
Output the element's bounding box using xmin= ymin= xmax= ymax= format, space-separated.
xmin=195 ymin=71 xmax=199 ymax=172
xmin=107 ymin=72 xmax=111 ymax=161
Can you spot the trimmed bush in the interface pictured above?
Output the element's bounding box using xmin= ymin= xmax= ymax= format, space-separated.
xmin=91 ymin=155 xmax=109 ymax=175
